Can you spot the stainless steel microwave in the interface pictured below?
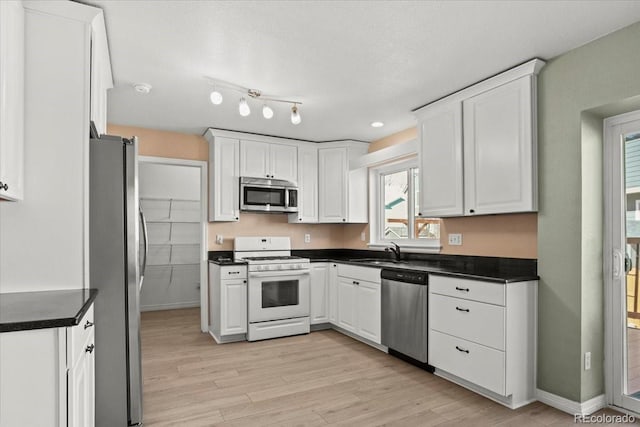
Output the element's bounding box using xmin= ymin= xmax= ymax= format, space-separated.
xmin=240 ymin=177 xmax=298 ymax=213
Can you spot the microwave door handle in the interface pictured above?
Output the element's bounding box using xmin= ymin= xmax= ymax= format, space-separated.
xmin=285 ymin=188 xmax=289 ymax=208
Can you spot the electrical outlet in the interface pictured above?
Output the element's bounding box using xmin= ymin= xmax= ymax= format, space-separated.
xmin=448 ymin=233 xmax=462 ymax=246
xmin=216 ymin=234 xmax=224 ymax=245
xmin=360 ymin=232 xmax=366 ymax=241
xmin=304 ymin=233 xmax=311 ymax=243
xmin=585 ymin=352 xmax=591 ymax=370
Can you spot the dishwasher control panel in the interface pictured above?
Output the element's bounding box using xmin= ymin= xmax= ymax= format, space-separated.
xmin=381 ymin=269 xmax=427 ymax=285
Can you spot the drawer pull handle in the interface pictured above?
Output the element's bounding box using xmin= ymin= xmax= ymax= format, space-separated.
xmin=455 ymin=286 xmax=470 ymax=292
xmin=84 ymin=320 xmax=94 ymax=329
xmin=85 ymin=344 xmax=95 ymax=354
xmin=455 ymin=346 xmax=469 ymax=354
xmin=455 ymin=307 xmax=470 ymax=313
xmin=228 ymin=271 xmax=240 ymax=275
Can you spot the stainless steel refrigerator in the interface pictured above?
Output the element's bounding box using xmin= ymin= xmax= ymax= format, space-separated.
xmin=90 ymin=134 xmax=147 ymax=426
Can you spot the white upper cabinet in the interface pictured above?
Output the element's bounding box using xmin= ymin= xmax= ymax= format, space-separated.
xmin=318 ymin=147 xmax=348 ymax=223
xmin=415 ymin=59 xmax=544 ymax=217
xmin=463 ymin=76 xmax=535 ymax=215
xmin=240 ymin=140 xmax=297 ymax=182
xmin=418 ymin=102 xmax=463 ymax=217
xmin=207 ymin=133 xmax=240 ymax=222
xmin=288 ymin=145 xmax=318 ymax=223
xmin=318 ymin=142 xmax=368 ymax=223
xmin=0 ymin=1 xmax=25 ymax=201
xmin=89 ymin=10 xmax=113 ymax=137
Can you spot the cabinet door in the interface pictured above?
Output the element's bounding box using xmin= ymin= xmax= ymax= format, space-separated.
xmin=68 ymin=336 xmax=95 ymax=427
xmin=289 ymin=146 xmax=318 ymax=223
xmin=356 ymin=280 xmax=381 ymax=344
xmin=210 ymin=137 xmax=239 ymax=221
xmin=310 ymin=263 xmax=329 ymax=324
xmin=221 ymin=279 xmax=247 ymax=335
xmin=240 ymin=140 xmax=270 ymax=179
xmin=270 ymin=143 xmax=297 ymax=182
xmin=418 ymin=102 xmax=463 ymax=217
xmin=337 ymin=277 xmax=357 ymax=333
xmin=346 ymin=146 xmax=369 ymax=223
xmin=0 ymin=1 xmax=25 ymax=201
xmin=463 ymin=76 xmax=535 ymax=215
xmin=318 ymin=147 xmax=347 ymax=223
xmin=329 ymin=263 xmax=338 ymax=325
xmin=89 ymin=12 xmax=112 ymax=137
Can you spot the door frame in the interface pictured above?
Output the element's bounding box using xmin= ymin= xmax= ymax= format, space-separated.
xmin=603 ymin=109 xmax=640 ymax=414
xmin=139 ymin=156 xmax=209 ymax=333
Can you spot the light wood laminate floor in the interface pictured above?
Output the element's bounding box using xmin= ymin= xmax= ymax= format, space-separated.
xmin=141 ymin=308 xmax=629 ymax=426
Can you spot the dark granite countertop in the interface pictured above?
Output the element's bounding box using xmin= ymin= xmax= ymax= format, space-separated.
xmin=0 ymin=289 xmax=98 ymax=333
xmin=208 ymin=249 xmax=538 ymax=283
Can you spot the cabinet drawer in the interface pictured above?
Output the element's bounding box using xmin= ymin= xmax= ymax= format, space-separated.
xmin=430 ymin=294 xmax=505 ymax=350
xmin=68 ymin=304 xmax=95 ymax=367
xmin=430 ymin=275 xmax=505 ymax=306
xmin=338 ymin=264 xmax=381 ymax=283
xmin=220 ymin=265 xmax=247 ymax=279
xmin=429 ymin=330 xmax=505 ymax=396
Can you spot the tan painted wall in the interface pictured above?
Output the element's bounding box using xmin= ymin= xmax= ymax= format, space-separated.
xmin=341 ymin=127 xmax=538 ymax=258
xmin=108 ymin=124 xmax=536 ymax=258
xmin=107 ymin=124 xmax=349 ymax=251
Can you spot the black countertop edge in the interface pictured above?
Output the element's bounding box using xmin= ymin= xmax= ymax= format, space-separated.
xmin=208 ymin=249 xmax=538 ymax=283
xmin=0 ymin=288 xmax=98 ymax=333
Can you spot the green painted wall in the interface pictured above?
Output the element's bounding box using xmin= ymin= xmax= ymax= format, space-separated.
xmin=538 ymin=21 xmax=640 ymax=402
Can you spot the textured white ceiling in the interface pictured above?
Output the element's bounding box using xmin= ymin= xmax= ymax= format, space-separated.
xmin=85 ymin=0 xmax=640 ymax=142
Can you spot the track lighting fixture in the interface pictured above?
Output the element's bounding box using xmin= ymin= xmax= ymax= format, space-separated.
xmin=205 ymin=76 xmax=302 ymax=125
xmin=291 ymin=104 xmax=301 ymax=125
xmin=238 ymin=97 xmax=251 ymax=117
xmin=262 ymin=104 xmax=274 ymax=119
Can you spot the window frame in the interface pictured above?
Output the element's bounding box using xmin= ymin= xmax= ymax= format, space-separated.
xmin=369 ymin=157 xmax=441 ymax=251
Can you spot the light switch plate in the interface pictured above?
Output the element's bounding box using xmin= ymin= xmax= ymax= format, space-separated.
xmin=216 ymin=234 xmax=224 ymax=245
xmin=448 ymin=233 xmax=462 ymax=246
xmin=304 ymin=233 xmax=311 ymax=243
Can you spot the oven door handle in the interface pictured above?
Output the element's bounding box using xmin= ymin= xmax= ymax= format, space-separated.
xmin=249 ymin=269 xmax=310 ymax=278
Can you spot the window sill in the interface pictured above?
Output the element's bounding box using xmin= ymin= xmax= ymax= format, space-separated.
xmin=367 ymin=243 xmax=442 ymax=254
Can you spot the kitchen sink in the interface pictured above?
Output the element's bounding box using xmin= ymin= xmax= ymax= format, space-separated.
xmin=349 ymin=258 xmax=408 ymax=265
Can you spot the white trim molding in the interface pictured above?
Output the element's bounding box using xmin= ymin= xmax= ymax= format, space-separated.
xmin=536 ymin=389 xmax=606 ymax=416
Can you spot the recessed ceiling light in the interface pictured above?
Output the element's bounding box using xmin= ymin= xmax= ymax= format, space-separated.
xmin=371 ymin=121 xmax=384 ymax=128
xmin=133 ymin=83 xmax=152 ymax=94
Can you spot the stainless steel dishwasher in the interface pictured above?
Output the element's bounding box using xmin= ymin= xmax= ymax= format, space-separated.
xmin=381 ymin=269 xmax=432 ymax=370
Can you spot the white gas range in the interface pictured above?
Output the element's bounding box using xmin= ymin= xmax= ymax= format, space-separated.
xmin=234 ymin=237 xmax=311 ymax=341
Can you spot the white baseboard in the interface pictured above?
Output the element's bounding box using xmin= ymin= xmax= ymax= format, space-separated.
xmin=536 ymin=389 xmax=606 ymax=415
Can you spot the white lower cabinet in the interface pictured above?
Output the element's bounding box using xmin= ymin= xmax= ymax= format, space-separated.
xmin=310 ymin=263 xmax=329 ymax=324
xmin=0 ymin=304 xmax=95 ymax=427
xmin=428 ymin=275 xmax=537 ymax=409
xmin=336 ymin=264 xmax=381 ymax=345
xmin=208 ymin=263 xmax=247 ymax=342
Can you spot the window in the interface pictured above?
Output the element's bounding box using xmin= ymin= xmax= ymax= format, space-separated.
xmin=371 ymin=159 xmax=440 ymax=249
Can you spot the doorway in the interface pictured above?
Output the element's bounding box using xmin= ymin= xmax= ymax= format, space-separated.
xmin=138 ymin=156 xmax=209 ymax=332
xmin=604 ymin=110 xmax=640 ymax=415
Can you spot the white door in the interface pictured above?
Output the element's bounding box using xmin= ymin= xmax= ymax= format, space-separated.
xmin=221 ymin=279 xmax=247 ymax=335
xmin=463 ymin=76 xmax=535 ymax=215
xmin=240 ymin=140 xmax=270 ymax=179
xmin=310 ymin=263 xmax=329 ymax=324
xmin=418 ymin=102 xmax=463 ymax=217
xmin=270 ymin=144 xmax=297 ymax=182
xmin=337 ymin=277 xmax=357 ymax=332
xmin=356 ymin=280 xmax=381 ymax=344
xmin=318 ymin=147 xmax=347 ymax=223
xmin=605 ymin=110 xmax=640 ymax=414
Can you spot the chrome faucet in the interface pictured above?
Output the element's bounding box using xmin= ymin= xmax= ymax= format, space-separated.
xmin=385 ymin=242 xmax=401 ymax=261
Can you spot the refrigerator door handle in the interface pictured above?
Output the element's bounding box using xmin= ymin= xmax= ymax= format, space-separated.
xmin=139 ymin=207 xmax=148 ymax=290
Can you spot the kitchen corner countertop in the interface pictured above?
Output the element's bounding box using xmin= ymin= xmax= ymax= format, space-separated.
xmin=0 ymin=288 xmax=98 ymax=333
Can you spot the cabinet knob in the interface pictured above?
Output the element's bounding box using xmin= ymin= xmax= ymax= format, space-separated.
xmin=0 ymin=182 xmax=6 ymax=191
xmin=418 ymin=212 xmax=422 ymax=217
xmin=235 ymin=217 xmax=239 ymax=220
xmin=243 ymin=280 xmax=247 ymax=284
xmin=85 ymin=344 xmax=95 ymax=354
xmin=342 ymin=218 xmax=346 ymax=222
xmin=299 ymin=218 xmax=302 ymax=221
xmin=84 ymin=320 xmax=94 ymax=329
xmin=469 ymin=209 xmax=475 ymax=214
